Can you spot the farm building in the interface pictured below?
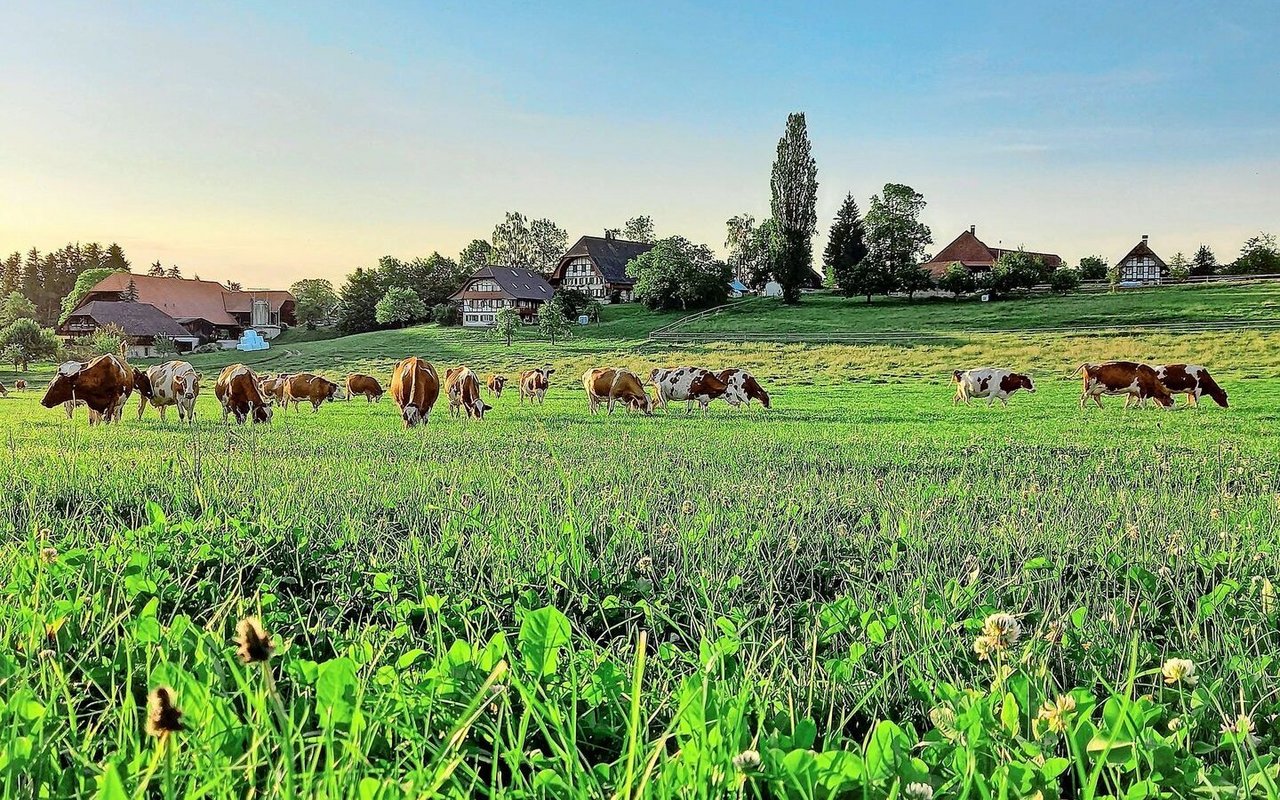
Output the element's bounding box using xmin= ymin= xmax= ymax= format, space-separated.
xmin=67 ymin=273 xmax=296 ymax=345
xmin=549 ymin=233 xmax=653 ymax=304
xmin=921 ymin=226 xmax=1063 ymax=279
xmin=450 ymin=265 xmax=554 ymax=327
xmin=1115 ymin=235 xmax=1168 ymax=285
xmin=57 ymin=301 xmax=201 ymax=356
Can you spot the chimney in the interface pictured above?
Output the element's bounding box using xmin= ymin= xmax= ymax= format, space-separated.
xmin=1141 ymin=234 xmax=1149 ymax=244
xmin=969 ymin=225 xmax=976 ymax=235
xmin=604 ymin=229 xmax=616 ymax=240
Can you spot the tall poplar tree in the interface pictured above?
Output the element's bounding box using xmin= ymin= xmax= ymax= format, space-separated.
xmin=769 ymin=113 xmax=818 ymax=304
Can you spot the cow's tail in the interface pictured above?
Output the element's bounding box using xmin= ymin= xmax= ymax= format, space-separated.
xmin=1073 ymin=363 xmax=1088 ymax=377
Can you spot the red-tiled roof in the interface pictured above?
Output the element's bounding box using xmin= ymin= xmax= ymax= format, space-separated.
xmin=80 ymin=274 xmax=293 ymax=326
xmin=922 ymin=229 xmax=1062 ymax=278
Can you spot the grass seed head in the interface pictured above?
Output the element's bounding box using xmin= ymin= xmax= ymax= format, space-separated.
xmin=146 ymin=686 xmax=183 ymax=737
xmin=235 ymin=617 xmax=275 ymax=664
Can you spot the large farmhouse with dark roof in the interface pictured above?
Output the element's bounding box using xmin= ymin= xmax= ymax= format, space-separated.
xmin=920 ymin=226 xmax=1063 ymax=279
xmin=549 ymin=233 xmax=654 ymax=304
xmin=450 ymin=265 xmax=554 ymax=327
xmin=58 ymin=301 xmax=201 ymax=356
xmin=62 ymin=273 xmax=296 ymax=349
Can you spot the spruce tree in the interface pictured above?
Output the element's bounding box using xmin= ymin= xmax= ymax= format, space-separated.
xmin=769 ymin=113 xmax=818 ymax=304
xmin=824 ymin=193 xmax=868 ymax=298
xmin=1192 ymin=245 xmax=1217 ymax=276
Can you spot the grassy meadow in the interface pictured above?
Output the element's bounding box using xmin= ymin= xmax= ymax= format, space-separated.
xmin=676 ymin=282 xmax=1280 ymax=336
xmin=1 ymin=299 xmax=1279 ymax=798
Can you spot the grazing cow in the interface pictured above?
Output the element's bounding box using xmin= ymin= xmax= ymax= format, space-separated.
xmin=40 ymin=354 xmax=132 ymax=425
xmin=486 ymin=374 xmax=507 ymax=398
xmin=1075 ymin=361 xmax=1173 ymax=409
xmin=282 ymin=373 xmax=342 ymax=411
xmin=649 ymin=366 xmax=744 ymax=413
xmin=259 ymin=373 xmax=291 ymax=405
xmin=138 ymin=361 xmax=202 ymax=422
xmin=345 ymin=373 xmax=384 ymax=402
xmin=444 ymin=366 xmax=491 ymax=419
xmin=519 ymin=367 xmax=554 ymax=404
xmin=716 ymin=369 xmax=771 ymax=409
xmin=952 ymin=368 xmax=1036 ymax=406
xmin=583 ymin=367 xmax=654 ymax=415
xmin=14 ymin=379 xmax=26 ymax=391
xmin=1155 ymin=364 xmax=1229 ymax=409
xmin=390 ymin=356 xmax=440 ymax=427
xmin=214 ymin=364 xmax=273 ymax=424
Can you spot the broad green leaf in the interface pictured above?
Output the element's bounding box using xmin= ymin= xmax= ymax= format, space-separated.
xmin=519 ymin=606 xmax=571 ymax=678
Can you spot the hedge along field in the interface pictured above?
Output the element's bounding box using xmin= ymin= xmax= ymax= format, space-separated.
xmin=1 ymin=341 xmax=1279 ymax=797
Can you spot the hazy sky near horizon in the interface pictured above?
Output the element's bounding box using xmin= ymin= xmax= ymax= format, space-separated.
xmin=1 ymin=1 xmax=1277 ymax=287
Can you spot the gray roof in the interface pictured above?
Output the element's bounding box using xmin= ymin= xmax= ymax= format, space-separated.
xmin=63 ymin=301 xmax=192 ymax=337
xmin=559 ymin=236 xmax=654 ymax=286
xmin=451 ymin=265 xmax=554 ymax=302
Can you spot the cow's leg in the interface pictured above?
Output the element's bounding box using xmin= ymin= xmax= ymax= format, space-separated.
xmin=987 ymin=392 xmax=997 ymax=407
xmin=137 ymin=393 xmax=148 ymax=420
xmin=1094 ymin=394 xmax=1104 ymax=409
xmin=160 ymin=405 xmax=167 ymax=422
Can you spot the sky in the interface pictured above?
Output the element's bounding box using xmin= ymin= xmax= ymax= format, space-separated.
xmin=1 ymin=0 xmax=1277 ymax=288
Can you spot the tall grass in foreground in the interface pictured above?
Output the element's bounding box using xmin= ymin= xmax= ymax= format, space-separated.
xmin=0 ymin=381 xmax=1277 ymax=797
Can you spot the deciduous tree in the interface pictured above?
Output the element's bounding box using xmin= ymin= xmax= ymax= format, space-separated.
xmin=863 ymin=183 xmax=932 ymax=301
xmin=1226 ymin=233 xmax=1280 ymax=275
xmin=488 ymin=307 xmax=521 ymax=346
xmin=1 ymin=292 xmax=38 ymax=326
xmin=458 ymin=239 xmax=495 ymax=272
xmin=1077 ymin=255 xmax=1108 ymax=282
xmin=374 ymin=286 xmax=428 ymax=328
xmin=538 ymin=296 xmax=572 ymax=344
xmin=626 ymin=236 xmax=731 ymax=311
xmin=0 ymin=318 xmax=61 ymax=370
xmin=291 ymin=279 xmax=340 ymax=329
xmin=937 ymin=263 xmax=976 ymax=298
xmin=622 ymin=215 xmax=656 ymax=243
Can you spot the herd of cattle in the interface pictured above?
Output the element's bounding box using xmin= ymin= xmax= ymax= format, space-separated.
xmin=952 ymin=361 xmax=1229 ymax=408
xmin=6 ymin=353 xmax=772 ymax=427
xmin=0 ymin=354 xmax=1227 ymax=426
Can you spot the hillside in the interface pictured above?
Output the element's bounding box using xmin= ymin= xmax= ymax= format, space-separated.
xmin=672 ymin=282 xmax=1280 ymax=336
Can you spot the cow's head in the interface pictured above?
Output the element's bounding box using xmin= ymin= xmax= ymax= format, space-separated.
xmin=1019 ymin=374 xmax=1036 ymax=393
xmin=1207 ymin=384 xmax=1229 ymax=408
xmin=252 ymin=403 xmax=273 ymax=424
xmin=630 ymin=392 xmax=654 ymax=415
xmin=41 ymin=363 xmax=82 ymax=408
xmin=492 ymin=376 xmax=507 ymax=391
xmin=1148 ymin=383 xmax=1175 ymax=408
xmin=173 ymin=372 xmax=198 ymax=401
xmin=745 ymin=377 xmax=771 ymax=408
xmin=472 ymin=398 xmax=493 ymax=419
xmin=327 ymin=380 xmax=343 ymax=401
xmin=134 ymin=369 xmax=153 ymax=399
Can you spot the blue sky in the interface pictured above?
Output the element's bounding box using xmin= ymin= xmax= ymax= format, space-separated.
xmin=1 ymin=0 xmax=1276 ymax=285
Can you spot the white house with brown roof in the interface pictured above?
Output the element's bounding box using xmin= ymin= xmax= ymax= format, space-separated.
xmin=921 ymin=225 xmax=1063 ymax=279
xmin=449 ymin=265 xmax=554 ymax=327
xmin=549 ymin=233 xmax=654 ymax=303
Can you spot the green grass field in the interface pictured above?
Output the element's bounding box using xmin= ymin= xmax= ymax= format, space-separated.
xmin=676 ymin=283 xmax=1280 ymax=336
xmin=2 ymin=302 xmax=1279 ymax=798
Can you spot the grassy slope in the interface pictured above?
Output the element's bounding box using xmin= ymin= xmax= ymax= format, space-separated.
xmin=678 ymin=282 xmax=1280 ymax=334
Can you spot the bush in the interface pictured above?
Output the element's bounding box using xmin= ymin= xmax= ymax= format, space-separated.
xmin=430 ymin=303 xmax=460 ymax=326
xmin=936 ymin=263 xmax=976 ymax=298
xmin=152 ymin=334 xmax=179 ymax=356
xmin=1048 ymin=268 xmax=1081 ymax=294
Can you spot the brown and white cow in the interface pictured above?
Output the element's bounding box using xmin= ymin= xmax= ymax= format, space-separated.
xmin=1155 ymin=364 xmax=1229 ymax=409
xmin=139 ymin=361 xmax=202 ymax=422
xmin=519 ymin=367 xmax=554 ymax=404
xmin=259 ymin=373 xmax=291 ymax=405
xmin=282 ymin=373 xmax=342 ymax=411
xmin=41 ymin=354 xmax=132 ymax=425
xmin=215 ymin=364 xmax=273 ymax=424
xmin=390 ymin=356 xmax=440 ymax=427
xmin=345 ymin=373 xmax=384 ymax=402
xmin=649 ymin=366 xmax=744 ymax=413
xmin=486 ymin=374 xmax=507 ymax=398
xmin=444 ymin=366 xmax=491 ymax=419
xmin=583 ymin=367 xmax=654 ymax=415
xmin=952 ymin=368 xmax=1036 ymax=406
xmin=14 ymin=379 xmax=27 ymax=391
xmin=716 ymin=368 xmax=771 ymax=409
xmin=1076 ymin=361 xmax=1173 ymax=409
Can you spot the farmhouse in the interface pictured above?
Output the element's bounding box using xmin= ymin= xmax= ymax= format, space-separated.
xmin=67 ymin=273 xmax=296 ymax=345
xmin=550 ymin=233 xmax=653 ymax=304
xmin=57 ymin=301 xmax=201 ymax=356
xmin=450 ymin=265 xmax=554 ymax=327
xmin=1115 ymin=235 xmax=1168 ymax=285
xmin=921 ymin=226 xmax=1063 ymax=279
